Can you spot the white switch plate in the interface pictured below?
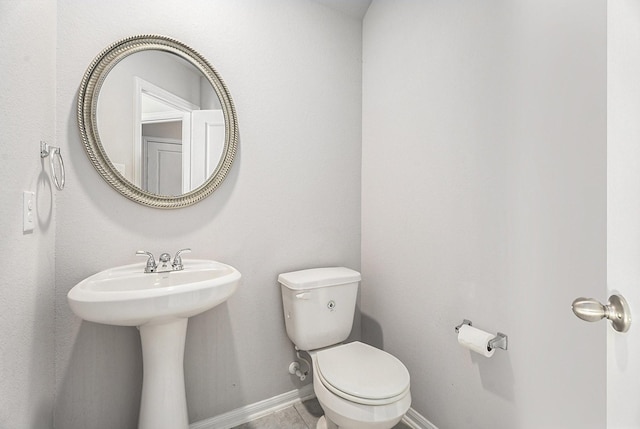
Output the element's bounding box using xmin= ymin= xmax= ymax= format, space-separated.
xmin=23 ymin=191 xmax=35 ymax=233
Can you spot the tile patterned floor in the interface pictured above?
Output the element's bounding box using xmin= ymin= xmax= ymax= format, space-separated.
xmin=231 ymin=397 xmax=412 ymax=429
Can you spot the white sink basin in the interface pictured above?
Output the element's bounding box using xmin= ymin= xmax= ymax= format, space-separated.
xmin=68 ymin=259 xmax=240 ymax=326
xmin=67 ymin=259 xmax=241 ymax=429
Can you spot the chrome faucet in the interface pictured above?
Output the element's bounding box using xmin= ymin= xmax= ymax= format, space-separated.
xmin=136 ymin=249 xmax=192 ymax=273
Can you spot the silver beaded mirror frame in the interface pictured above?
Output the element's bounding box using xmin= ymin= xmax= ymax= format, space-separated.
xmin=77 ymin=34 xmax=238 ymax=209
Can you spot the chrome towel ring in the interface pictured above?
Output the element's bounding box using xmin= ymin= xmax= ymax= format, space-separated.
xmin=40 ymin=141 xmax=65 ymax=190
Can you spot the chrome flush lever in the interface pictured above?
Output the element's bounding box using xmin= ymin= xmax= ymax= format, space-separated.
xmin=136 ymin=250 xmax=157 ymax=273
xmin=172 ymin=248 xmax=191 ymax=271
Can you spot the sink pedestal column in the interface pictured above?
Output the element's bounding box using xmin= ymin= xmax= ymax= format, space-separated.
xmin=138 ymin=317 xmax=189 ymax=429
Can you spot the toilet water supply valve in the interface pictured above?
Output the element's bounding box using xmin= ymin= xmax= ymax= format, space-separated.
xmin=289 ymin=348 xmax=310 ymax=381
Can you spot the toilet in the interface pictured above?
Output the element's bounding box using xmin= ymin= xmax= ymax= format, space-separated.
xmin=279 ymin=267 xmax=411 ymax=429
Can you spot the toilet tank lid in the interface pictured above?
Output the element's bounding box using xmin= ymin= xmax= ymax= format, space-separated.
xmin=278 ymin=267 xmax=361 ymax=290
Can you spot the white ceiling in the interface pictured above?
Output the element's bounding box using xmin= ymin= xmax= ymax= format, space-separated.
xmin=311 ymin=0 xmax=372 ymax=20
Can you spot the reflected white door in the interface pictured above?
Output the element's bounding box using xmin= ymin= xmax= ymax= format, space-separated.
xmin=142 ymin=137 xmax=182 ymax=196
xmin=190 ymin=109 xmax=224 ymax=186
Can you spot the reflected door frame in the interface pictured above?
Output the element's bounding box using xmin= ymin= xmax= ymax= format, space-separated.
xmin=133 ymin=77 xmax=198 ymax=190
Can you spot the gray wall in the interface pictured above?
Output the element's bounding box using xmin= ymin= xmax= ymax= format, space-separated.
xmin=361 ymin=1 xmax=606 ymax=428
xmin=0 ymin=1 xmax=56 ymax=428
xmin=54 ymin=1 xmax=362 ymax=428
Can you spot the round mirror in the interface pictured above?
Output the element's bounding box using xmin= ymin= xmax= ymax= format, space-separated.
xmin=78 ymin=35 xmax=238 ymax=208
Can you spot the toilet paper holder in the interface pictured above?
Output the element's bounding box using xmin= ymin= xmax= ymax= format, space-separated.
xmin=455 ymin=319 xmax=508 ymax=351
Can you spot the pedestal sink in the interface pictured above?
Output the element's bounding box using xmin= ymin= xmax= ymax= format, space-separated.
xmin=67 ymin=259 xmax=241 ymax=429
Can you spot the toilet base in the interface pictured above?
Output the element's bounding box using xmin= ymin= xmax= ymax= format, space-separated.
xmin=317 ymin=415 xmax=339 ymax=429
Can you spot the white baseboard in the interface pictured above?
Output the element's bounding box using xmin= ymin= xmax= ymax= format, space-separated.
xmin=402 ymin=407 xmax=439 ymax=429
xmin=190 ymin=384 xmax=315 ymax=429
xmin=190 ymin=385 xmax=437 ymax=429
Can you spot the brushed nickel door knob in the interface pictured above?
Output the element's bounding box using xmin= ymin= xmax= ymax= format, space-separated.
xmin=572 ymin=294 xmax=631 ymax=333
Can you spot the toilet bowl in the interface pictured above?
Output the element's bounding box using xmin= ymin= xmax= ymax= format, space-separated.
xmin=310 ymin=342 xmax=411 ymax=429
xmin=278 ymin=267 xmax=412 ymax=429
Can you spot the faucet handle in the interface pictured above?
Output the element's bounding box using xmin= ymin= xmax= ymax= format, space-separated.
xmin=172 ymin=248 xmax=192 ymax=270
xmin=136 ymin=250 xmax=157 ymax=273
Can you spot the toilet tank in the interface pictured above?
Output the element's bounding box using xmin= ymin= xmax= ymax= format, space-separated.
xmin=279 ymin=267 xmax=361 ymax=351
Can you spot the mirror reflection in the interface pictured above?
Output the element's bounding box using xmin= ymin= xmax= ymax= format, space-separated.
xmin=97 ymin=50 xmax=225 ymax=196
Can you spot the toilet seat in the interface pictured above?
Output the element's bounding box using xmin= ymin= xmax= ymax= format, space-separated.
xmin=315 ymin=342 xmax=410 ymax=406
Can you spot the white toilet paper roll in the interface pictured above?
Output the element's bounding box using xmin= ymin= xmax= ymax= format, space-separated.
xmin=457 ymin=324 xmax=495 ymax=358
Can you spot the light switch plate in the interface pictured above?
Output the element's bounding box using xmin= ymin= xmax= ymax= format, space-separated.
xmin=23 ymin=191 xmax=35 ymax=233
